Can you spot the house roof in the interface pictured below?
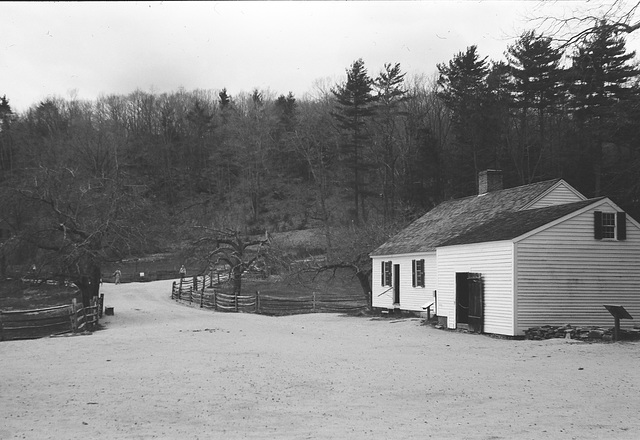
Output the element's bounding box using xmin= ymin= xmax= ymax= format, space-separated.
xmin=371 ymin=178 xmax=593 ymax=256
xmin=439 ymin=198 xmax=604 ymax=247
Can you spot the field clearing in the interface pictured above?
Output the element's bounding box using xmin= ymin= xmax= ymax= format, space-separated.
xmin=1 ymin=279 xmax=639 ymax=439
xmin=0 ymin=280 xmax=81 ymax=311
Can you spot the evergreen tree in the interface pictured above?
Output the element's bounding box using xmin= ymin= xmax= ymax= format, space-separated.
xmin=332 ymin=58 xmax=378 ymax=224
xmin=373 ymin=63 xmax=407 ymax=223
xmin=275 ymin=92 xmax=297 ymax=134
xmin=0 ymin=95 xmax=15 ymax=175
xmin=506 ymin=30 xmax=566 ymax=182
xmin=568 ymin=21 xmax=639 ymax=195
xmin=437 ymin=46 xmax=490 ymax=194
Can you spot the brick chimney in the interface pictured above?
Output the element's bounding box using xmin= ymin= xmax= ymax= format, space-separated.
xmin=478 ymin=170 xmax=503 ymax=195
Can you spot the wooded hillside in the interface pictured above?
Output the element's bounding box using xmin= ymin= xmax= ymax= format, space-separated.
xmin=1 ymin=21 xmax=640 ymax=297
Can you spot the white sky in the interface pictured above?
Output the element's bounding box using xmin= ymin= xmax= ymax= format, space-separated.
xmin=1 ymin=1 xmax=636 ymax=113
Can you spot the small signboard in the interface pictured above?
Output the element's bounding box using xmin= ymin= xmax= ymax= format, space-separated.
xmin=603 ymin=305 xmax=633 ymax=320
xmin=603 ymin=305 xmax=633 ymax=341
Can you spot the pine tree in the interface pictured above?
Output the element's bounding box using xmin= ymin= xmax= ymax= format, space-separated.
xmin=437 ymin=46 xmax=490 ymax=193
xmin=0 ymin=95 xmax=14 ymax=174
xmin=568 ymin=21 xmax=639 ymax=195
xmin=373 ymin=63 xmax=407 ymax=222
xmin=506 ymin=30 xmax=566 ymax=182
xmin=332 ymin=59 xmax=378 ymax=224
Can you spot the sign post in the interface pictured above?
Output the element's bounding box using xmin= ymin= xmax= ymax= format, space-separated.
xmin=603 ymin=305 xmax=633 ymax=341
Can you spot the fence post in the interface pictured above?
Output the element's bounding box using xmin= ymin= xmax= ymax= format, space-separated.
xmin=91 ymin=297 xmax=97 ymax=330
xmin=193 ymin=276 xmax=198 ymax=292
xmin=70 ymin=298 xmax=78 ymax=333
xmin=81 ymin=302 xmax=87 ymax=332
xmin=99 ymin=293 xmax=104 ymax=317
xmin=200 ymin=288 xmax=204 ymax=308
xmin=213 ymin=291 xmax=217 ymax=311
xmin=179 ymin=278 xmax=183 ymax=301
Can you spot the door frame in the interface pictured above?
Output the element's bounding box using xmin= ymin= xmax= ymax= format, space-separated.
xmin=455 ymin=272 xmax=469 ymax=325
xmin=455 ymin=272 xmax=484 ymax=333
xmin=467 ymin=273 xmax=484 ymax=333
xmin=393 ymin=264 xmax=400 ymax=305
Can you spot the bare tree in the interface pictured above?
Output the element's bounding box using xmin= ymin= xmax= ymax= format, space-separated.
xmin=533 ymin=1 xmax=640 ymax=47
xmin=192 ymin=228 xmax=269 ymax=295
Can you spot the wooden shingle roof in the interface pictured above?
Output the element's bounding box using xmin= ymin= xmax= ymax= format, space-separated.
xmin=371 ymin=178 xmax=585 ymax=256
xmin=440 ymin=198 xmax=604 ymax=247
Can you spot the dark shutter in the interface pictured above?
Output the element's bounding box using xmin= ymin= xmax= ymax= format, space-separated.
xmin=381 ymin=261 xmax=385 ymax=286
xmin=418 ymin=259 xmax=425 ymax=287
xmin=617 ymin=212 xmax=627 ymax=240
xmin=594 ymin=211 xmax=603 ymax=240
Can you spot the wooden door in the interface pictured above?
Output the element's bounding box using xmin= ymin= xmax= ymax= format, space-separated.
xmin=393 ymin=264 xmax=400 ymax=305
xmin=467 ymin=273 xmax=484 ymax=333
xmin=455 ymin=272 xmax=469 ymax=324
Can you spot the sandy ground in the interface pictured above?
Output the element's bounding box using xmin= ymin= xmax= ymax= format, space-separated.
xmin=1 ymin=280 xmax=639 ymax=440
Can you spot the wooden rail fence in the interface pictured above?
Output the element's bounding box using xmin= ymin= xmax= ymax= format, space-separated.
xmin=171 ymin=275 xmax=367 ymax=315
xmin=0 ymin=295 xmax=104 ymax=341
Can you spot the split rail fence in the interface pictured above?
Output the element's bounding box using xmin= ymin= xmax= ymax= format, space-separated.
xmin=171 ymin=275 xmax=366 ymax=315
xmin=0 ymin=295 xmax=104 ymax=341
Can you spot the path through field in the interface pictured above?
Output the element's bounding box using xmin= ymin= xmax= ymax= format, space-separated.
xmin=1 ymin=280 xmax=639 ymax=439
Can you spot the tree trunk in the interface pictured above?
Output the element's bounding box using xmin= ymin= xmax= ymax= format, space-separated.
xmin=232 ymin=269 xmax=242 ymax=295
xmin=355 ymin=270 xmax=372 ymax=309
xmin=76 ymin=264 xmax=102 ymax=307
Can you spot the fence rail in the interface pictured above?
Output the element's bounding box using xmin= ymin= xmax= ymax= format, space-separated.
xmin=0 ymin=295 xmax=103 ymax=341
xmin=171 ymin=275 xmax=367 ymax=315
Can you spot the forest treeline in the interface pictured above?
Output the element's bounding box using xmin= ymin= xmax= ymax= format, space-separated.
xmin=1 ymin=22 xmax=640 ymax=303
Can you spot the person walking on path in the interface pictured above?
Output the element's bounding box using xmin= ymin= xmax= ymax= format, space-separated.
xmin=179 ymin=265 xmax=187 ymax=279
xmin=113 ymin=269 xmax=122 ymax=285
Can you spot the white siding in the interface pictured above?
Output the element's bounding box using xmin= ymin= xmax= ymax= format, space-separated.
xmin=371 ymin=253 xmax=436 ymax=311
xmin=526 ymin=181 xmax=585 ymax=209
xmin=436 ymin=241 xmax=514 ymax=335
xmin=515 ymin=202 xmax=640 ymax=334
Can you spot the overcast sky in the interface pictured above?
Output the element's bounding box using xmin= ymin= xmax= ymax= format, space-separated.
xmin=2 ymin=1 xmax=637 ymax=113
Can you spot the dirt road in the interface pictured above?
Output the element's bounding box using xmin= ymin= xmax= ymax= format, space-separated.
xmin=1 ymin=280 xmax=639 ymax=439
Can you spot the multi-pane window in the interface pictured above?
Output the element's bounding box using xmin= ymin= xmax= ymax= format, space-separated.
xmin=381 ymin=261 xmax=392 ymax=286
xmin=594 ymin=210 xmax=627 ymax=240
xmin=602 ymin=213 xmax=616 ymax=239
xmin=412 ymin=259 xmax=425 ymax=288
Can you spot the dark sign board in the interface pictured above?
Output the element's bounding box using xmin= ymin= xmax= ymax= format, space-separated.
xmin=603 ymin=305 xmax=633 ymax=320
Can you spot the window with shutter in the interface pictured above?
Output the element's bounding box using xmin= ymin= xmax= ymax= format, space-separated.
xmin=417 ymin=259 xmax=425 ymax=287
xmin=594 ymin=210 xmax=626 ymax=240
xmin=382 ymin=261 xmax=392 ymax=286
xmin=602 ymin=213 xmax=615 ymax=238
xmin=412 ymin=259 xmax=425 ymax=288
xmin=412 ymin=260 xmax=416 ymax=287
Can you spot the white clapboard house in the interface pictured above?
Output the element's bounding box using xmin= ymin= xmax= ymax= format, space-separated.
xmin=370 ymin=170 xmax=640 ymax=336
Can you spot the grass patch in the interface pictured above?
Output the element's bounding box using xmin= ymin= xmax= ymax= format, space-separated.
xmin=0 ymin=280 xmax=81 ymax=311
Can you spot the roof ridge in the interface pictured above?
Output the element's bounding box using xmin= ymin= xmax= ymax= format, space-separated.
xmin=439 ymin=178 xmax=563 ymax=205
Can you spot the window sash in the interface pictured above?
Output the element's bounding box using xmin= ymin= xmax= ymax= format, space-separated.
xmin=602 ymin=213 xmax=615 ymax=238
xmin=595 ymin=211 xmax=626 ymax=241
xmin=381 ymin=261 xmax=392 ymax=286
xmin=412 ymin=259 xmax=425 ymax=288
